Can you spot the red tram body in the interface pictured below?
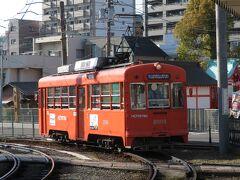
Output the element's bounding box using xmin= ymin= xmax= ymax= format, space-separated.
xmin=38 ymin=58 xmax=188 ymax=149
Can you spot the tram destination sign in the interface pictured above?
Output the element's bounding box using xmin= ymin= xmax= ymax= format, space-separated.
xmin=147 ymin=73 xmax=170 ymax=80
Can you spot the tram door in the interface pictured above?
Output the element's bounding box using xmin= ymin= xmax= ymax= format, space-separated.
xmin=39 ymin=88 xmax=47 ymax=134
xmin=78 ymin=87 xmax=85 ymax=138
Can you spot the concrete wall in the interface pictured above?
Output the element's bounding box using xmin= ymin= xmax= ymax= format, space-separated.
xmin=3 ymin=55 xmax=61 ymax=83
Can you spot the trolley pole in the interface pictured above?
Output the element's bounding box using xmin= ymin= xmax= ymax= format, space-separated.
xmin=216 ymin=4 xmax=229 ymax=154
xmin=60 ymin=1 xmax=67 ymax=65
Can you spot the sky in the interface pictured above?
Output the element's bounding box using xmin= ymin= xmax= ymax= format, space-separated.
xmin=0 ymin=0 xmax=41 ymax=35
xmin=0 ymin=0 xmax=143 ymax=36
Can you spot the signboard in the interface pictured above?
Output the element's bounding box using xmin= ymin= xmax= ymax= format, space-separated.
xmin=90 ymin=114 xmax=98 ymax=130
xmin=49 ymin=113 xmax=56 ymax=126
xmin=147 ymin=73 xmax=170 ymax=80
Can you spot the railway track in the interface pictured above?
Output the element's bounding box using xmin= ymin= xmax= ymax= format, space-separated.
xmin=124 ymin=152 xmax=158 ymax=180
xmin=170 ymin=155 xmax=197 ymax=180
xmin=0 ymin=149 xmax=20 ymax=180
xmin=0 ymin=143 xmax=55 ymax=180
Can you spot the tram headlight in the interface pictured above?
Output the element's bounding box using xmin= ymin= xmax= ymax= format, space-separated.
xmin=154 ymin=62 xmax=161 ymax=70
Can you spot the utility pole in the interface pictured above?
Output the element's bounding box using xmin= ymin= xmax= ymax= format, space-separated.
xmin=0 ymin=47 xmax=3 ymax=123
xmin=216 ymin=4 xmax=229 ymax=154
xmin=0 ymin=48 xmax=3 ymax=109
xmin=106 ymin=0 xmax=112 ymax=57
xmin=60 ymin=1 xmax=67 ymax=65
xmin=144 ymin=0 xmax=148 ymax=37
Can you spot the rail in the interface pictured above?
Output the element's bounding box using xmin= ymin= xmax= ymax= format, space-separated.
xmin=171 ymin=156 xmax=197 ymax=180
xmin=0 ymin=143 xmax=55 ymax=180
xmin=124 ymin=152 xmax=158 ymax=180
xmin=0 ymin=149 xmax=21 ymax=180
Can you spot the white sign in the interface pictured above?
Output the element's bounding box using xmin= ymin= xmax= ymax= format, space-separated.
xmin=90 ymin=114 xmax=98 ymax=130
xmin=49 ymin=113 xmax=56 ymax=126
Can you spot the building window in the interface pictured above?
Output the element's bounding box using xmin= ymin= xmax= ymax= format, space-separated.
xmin=148 ymin=12 xmax=163 ymax=19
xmin=10 ymin=26 xmax=16 ymax=31
xmin=11 ymin=39 xmax=16 ymax=44
xmin=11 ymin=52 xmax=17 ymax=55
xmin=147 ymin=23 xmax=163 ymax=31
xmin=122 ymin=8 xmax=125 ymax=12
xmin=166 ymin=9 xmax=185 ymax=17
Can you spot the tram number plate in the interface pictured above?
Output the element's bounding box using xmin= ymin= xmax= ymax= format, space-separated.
xmin=153 ymin=119 xmax=166 ymax=125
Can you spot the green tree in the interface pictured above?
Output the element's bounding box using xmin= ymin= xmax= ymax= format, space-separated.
xmin=174 ymin=0 xmax=217 ymax=61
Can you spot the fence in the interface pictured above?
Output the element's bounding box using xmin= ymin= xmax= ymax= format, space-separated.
xmin=0 ymin=108 xmax=40 ymax=138
xmin=188 ymin=109 xmax=219 ymax=132
xmin=0 ymin=108 xmax=220 ymax=138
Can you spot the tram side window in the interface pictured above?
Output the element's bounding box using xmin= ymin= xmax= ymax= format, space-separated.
xmin=79 ymin=87 xmax=85 ymax=108
xmin=92 ymin=85 xmax=100 ymax=108
xmin=61 ymin=86 xmax=69 ymax=108
xmin=54 ymin=87 xmax=61 ymax=108
xmin=69 ymin=86 xmax=76 ymax=108
xmin=112 ymin=83 xmax=120 ymax=109
xmin=47 ymin=88 xmax=54 ymax=108
xmin=130 ymin=83 xmax=146 ymax=109
xmin=172 ymin=83 xmax=184 ymax=108
xmin=148 ymin=83 xmax=170 ymax=108
xmin=101 ymin=84 xmax=110 ymax=109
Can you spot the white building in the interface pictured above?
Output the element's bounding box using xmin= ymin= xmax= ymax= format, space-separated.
xmin=42 ymin=0 xmax=137 ymax=37
xmin=144 ymin=0 xmax=188 ymax=45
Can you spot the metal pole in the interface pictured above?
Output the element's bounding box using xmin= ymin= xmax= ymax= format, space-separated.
xmin=216 ymin=4 xmax=229 ymax=154
xmin=106 ymin=0 xmax=112 ymax=57
xmin=31 ymin=109 xmax=35 ymax=138
xmin=60 ymin=1 xmax=67 ymax=65
xmin=0 ymin=49 xmax=2 ymax=109
xmin=0 ymin=49 xmax=3 ymax=128
xmin=144 ymin=0 xmax=148 ymax=37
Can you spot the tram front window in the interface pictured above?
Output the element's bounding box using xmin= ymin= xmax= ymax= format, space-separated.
xmin=148 ymin=83 xmax=169 ymax=108
xmin=172 ymin=83 xmax=184 ymax=108
xmin=130 ymin=83 xmax=146 ymax=109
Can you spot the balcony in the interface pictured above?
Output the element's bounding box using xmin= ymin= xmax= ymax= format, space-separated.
xmin=74 ymin=23 xmax=85 ymax=30
xmin=74 ymin=10 xmax=84 ymax=17
xmin=148 ymin=28 xmax=165 ymax=36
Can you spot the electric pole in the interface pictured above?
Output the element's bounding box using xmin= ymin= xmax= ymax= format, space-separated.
xmin=60 ymin=1 xmax=67 ymax=65
xmin=106 ymin=0 xmax=112 ymax=57
xmin=216 ymin=4 xmax=229 ymax=154
xmin=144 ymin=0 xmax=148 ymax=37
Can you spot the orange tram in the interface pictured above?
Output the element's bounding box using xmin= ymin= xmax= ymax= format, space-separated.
xmin=38 ymin=57 xmax=188 ymax=150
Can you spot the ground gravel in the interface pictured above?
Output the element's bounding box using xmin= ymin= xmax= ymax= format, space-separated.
xmin=49 ymin=164 xmax=148 ymax=180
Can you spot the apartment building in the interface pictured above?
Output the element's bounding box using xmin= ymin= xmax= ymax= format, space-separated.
xmin=144 ymin=0 xmax=188 ymax=45
xmin=42 ymin=0 xmax=137 ymax=37
xmin=4 ymin=19 xmax=40 ymax=55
